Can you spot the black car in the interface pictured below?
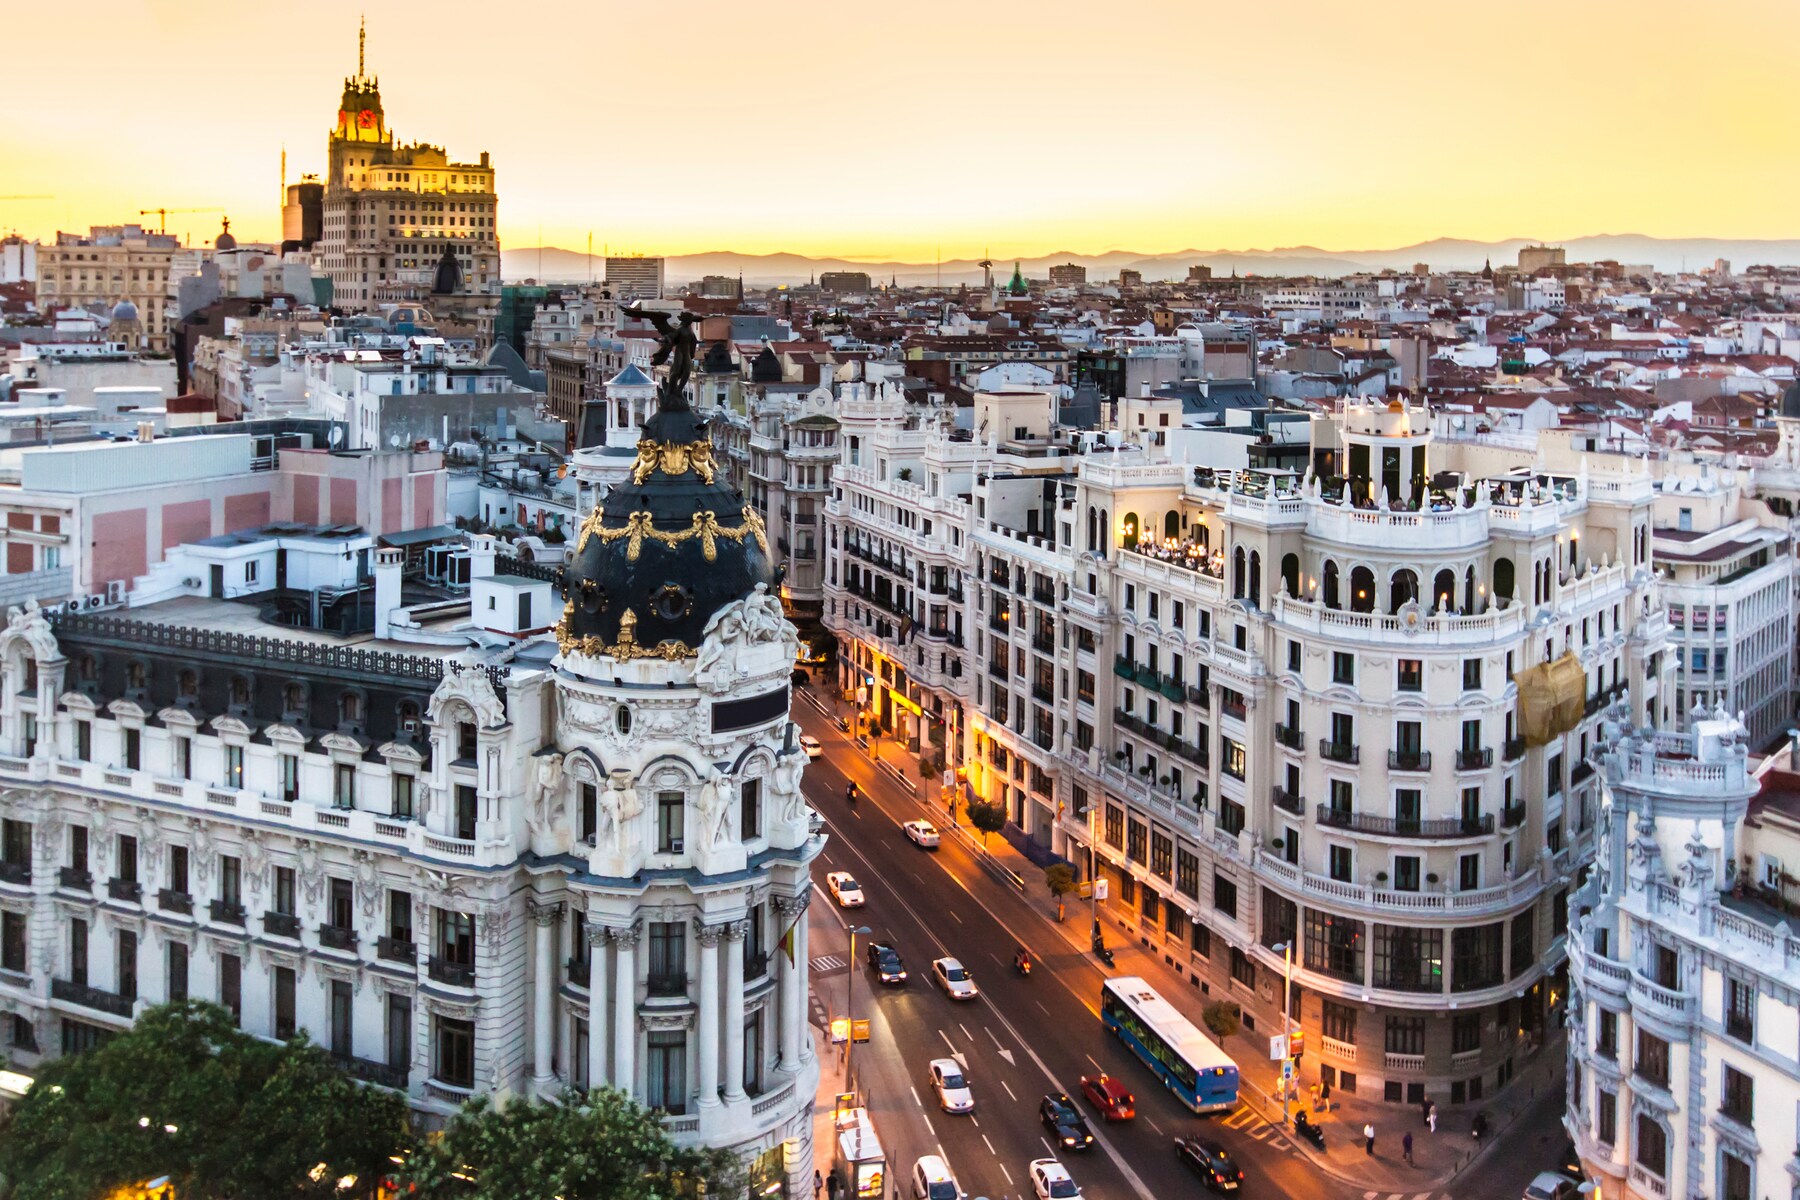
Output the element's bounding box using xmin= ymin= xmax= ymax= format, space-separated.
xmin=1175 ymin=1137 xmax=1242 ymax=1192
xmin=1556 ymin=1138 xmax=1583 ymax=1182
xmin=866 ymin=942 xmax=907 ymax=984
xmin=1039 ymin=1092 xmax=1095 ymax=1152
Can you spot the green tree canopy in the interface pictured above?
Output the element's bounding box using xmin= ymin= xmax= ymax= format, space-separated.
xmin=965 ymin=800 xmax=1007 ymax=847
xmin=1043 ymin=863 xmax=1078 ymax=920
xmin=0 ymin=1001 xmax=409 ymax=1200
xmin=400 ymin=1090 xmax=743 ymax=1200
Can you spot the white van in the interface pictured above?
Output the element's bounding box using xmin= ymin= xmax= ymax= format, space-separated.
xmin=911 ymin=1153 xmax=961 ymax=1200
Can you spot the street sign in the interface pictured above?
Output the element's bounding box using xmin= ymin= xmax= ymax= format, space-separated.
xmin=852 ymin=1018 xmax=870 ymax=1043
xmin=1093 ymin=878 xmax=1109 ymax=901
xmin=1282 ymin=1059 xmax=1294 ymax=1083
xmin=832 ymin=1017 xmax=871 ymax=1043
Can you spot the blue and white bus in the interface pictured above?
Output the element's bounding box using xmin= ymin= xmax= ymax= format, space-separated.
xmin=1101 ymin=976 xmax=1240 ymax=1114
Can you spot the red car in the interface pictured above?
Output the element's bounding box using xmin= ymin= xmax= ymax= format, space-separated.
xmin=1079 ymin=1073 xmax=1136 ymax=1121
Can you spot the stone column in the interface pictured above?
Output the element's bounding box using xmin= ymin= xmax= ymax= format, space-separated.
xmin=723 ymin=919 xmax=748 ymax=1102
xmin=696 ymin=921 xmax=723 ymax=1108
xmin=611 ymin=924 xmax=639 ymax=1094
xmin=529 ymin=900 xmax=562 ymax=1089
xmin=776 ymin=895 xmax=805 ymax=1071
xmin=585 ymin=922 xmax=610 ymax=1091
xmin=795 ymin=893 xmax=814 ymax=1064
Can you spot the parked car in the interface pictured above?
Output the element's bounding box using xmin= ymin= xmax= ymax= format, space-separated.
xmin=1524 ymin=1172 xmax=1579 ymax=1200
xmin=826 ymin=871 xmax=865 ymax=907
xmin=1038 ymin=1093 xmax=1095 ymax=1151
xmin=902 ymin=819 xmax=941 ymax=848
xmin=928 ymin=1058 xmax=974 ymax=1113
xmin=1174 ymin=1137 xmax=1242 ymax=1192
xmin=1078 ymin=1074 xmax=1135 ymax=1120
xmin=931 ymin=956 xmax=979 ymax=999
xmin=1028 ymin=1158 xmax=1081 ymax=1200
xmin=866 ymin=942 xmax=907 ymax=984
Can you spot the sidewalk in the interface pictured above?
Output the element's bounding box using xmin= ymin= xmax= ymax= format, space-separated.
xmin=798 ymin=687 xmax=1567 ymax=1192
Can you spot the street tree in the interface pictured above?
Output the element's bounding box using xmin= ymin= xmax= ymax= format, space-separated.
xmin=1201 ymin=1000 xmax=1242 ymax=1043
xmin=966 ymin=799 xmax=1007 ymax=847
xmin=1043 ymin=863 xmax=1078 ymax=921
xmin=401 ymin=1089 xmax=744 ymax=1200
xmin=0 ymin=1001 xmax=409 ymax=1200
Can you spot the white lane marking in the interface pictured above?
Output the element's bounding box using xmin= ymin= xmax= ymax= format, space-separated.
xmin=999 ymin=1163 xmax=1013 ymax=1186
xmin=1037 ymin=1000 xmax=1052 ymax=1016
xmin=909 ymin=1085 xmax=923 ymax=1108
xmin=981 ymin=1133 xmax=996 ymax=1155
xmin=959 ymin=1023 xmax=973 ymax=1041
xmin=947 ymin=908 xmax=962 ymax=923
xmin=1086 ymin=1054 xmax=1104 ymax=1073
xmin=922 ymin=1114 xmax=934 ymax=1136
xmin=939 ymin=1029 xmax=958 ymax=1055
xmin=969 ymin=1114 xmax=979 ymax=1128
xmin=1146 ymin=1117 xmax=1163 ymax=1135
xmin=1041 ymin=1136 xmax=1055 ymax=1154
xmin=1001 ymin=1079 xmax=1017 ymax=1102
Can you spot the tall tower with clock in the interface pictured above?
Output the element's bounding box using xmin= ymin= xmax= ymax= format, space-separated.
xmin=329 ymin=19 xmax=389 ymax=185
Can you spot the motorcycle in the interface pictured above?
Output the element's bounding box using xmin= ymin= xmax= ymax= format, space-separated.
xmin=1090 ymin=921 xmax=1116 ymax=967
xmin=1293 ymin=1111 xmax=1326 ymax=1149
xmin=1014 ymin=949 xmax=1033 ymax=977
xmin=845 ymin=783 xmax=858 ymax=805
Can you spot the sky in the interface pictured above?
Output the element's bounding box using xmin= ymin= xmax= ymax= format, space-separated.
xmin=4 ymin=0 xmax=1797 ymax=260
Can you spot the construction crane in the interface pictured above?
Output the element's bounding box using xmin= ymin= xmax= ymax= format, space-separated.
xmin=138 ymin=207 xmax=223 ymax=235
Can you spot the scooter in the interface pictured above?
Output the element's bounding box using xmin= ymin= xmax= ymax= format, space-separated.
xmin=1293 ymin=1111 xmax=1326 ymax=1149
xmin=845 ymin=783 xmax=858 ymax=805
xmin=1014 ymin=949 xmax=1033 ymax=977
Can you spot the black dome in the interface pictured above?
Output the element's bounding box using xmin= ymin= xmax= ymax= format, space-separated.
xmin=433 ymin=245 xmax=462 ymax=295
xmin=1783 ymin=379 xmax=1800 ymax=421
xmin=557 ymin=405 xmax=776 ymax=659
xmin=750 ymin=345 xmax=783 ymax=384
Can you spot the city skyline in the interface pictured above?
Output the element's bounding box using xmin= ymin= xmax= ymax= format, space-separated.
xmin=4 ymin=0 xmax=1798 ymax=259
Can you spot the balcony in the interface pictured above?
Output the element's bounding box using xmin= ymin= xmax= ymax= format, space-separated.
xmin=1032 ymin=634 xmax=1056 ymax=654
xmin=329 ymin=1051 xmax=409 ymax=1090
xmin=1159 ymin=676 xmax=1185 ymax=702
xmin=429 ymin=956 xmax=475 ymax=987
xmin=208 ymin=899 xmax=246 ymax=925
xmin=158 ymin=888 xmax=192 ymax=915
xmin=377 ymin=935 xmax=417 ymax=964
xmin=1315 ymin=805 xmax=1494 ymax=839
xmin=263 ymin=911 xmax=301 ymax=939
xmin=51 ymin=977 xmax=134 ymax=1018
xmin=318 ymin=924 xmax=359 ymax=952
xmin=1272 ymin=786 xmax=1303 ymax=815
xmin=1032 ymin=587 xmax=1055 ymax=606
xmin=1628 ymin=971 xmax=1695 ymax=1026
xmin=1187 ymin=685 xmax=1210 ymax=709
xmin=1387 ymin=750 xmax=1432 ymax=772
xmin=57 ymin=866 xmax=93 ymax=891
xmin=1319 ymin=740 xmax=1359 ymax=765
xmin=1222 ymin=700 xmax=1247 ymax=722
xmin=1275 ymin=724 xmax=1304 ymax=752
xmin=1501 ymin=802 xmax=1527 ymax=830
xmin=1113 ymin=656 xmax=1135 ymax=680
xmin=1455 ymin=748 xmax=1493 ymax=771
xmin=0 ymin=860 xmax=29 ymax=885
xmin=106 ymin=877 xmax=143 ymax=903
xmin=1503 ymin=736 xmax=1526 ymax=762
xmin=647 ymin=972 xmax=690 ymax=997
xmin=1032 ymin=684 xmax=1054 ymax=705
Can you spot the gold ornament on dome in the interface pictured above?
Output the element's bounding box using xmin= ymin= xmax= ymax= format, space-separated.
xmin=554 ymin=605 xmax=693 ymax=662
xmin=631 ymin=439 xmax=716 ymax=485
xmin=575 ymin=506 xmax=769 ymax=562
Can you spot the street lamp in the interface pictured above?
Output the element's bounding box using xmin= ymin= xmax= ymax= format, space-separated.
xmin=845 ymin=924 xmax=872 ymax=1098
xmin=1271 ymin=942 xmax=1294 ymax=1126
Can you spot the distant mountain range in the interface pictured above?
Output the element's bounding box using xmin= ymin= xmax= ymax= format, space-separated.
xmin=499 ymin=235 xmax=1800 ymax=288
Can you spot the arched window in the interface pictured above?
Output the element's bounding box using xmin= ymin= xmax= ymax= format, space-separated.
xmin=1463 ymin=566 xmax=1477 ymax=613
xmin=616 ymin=705 xmax=632 ymax=736
xmin=1232 ymin=547 xmax=1246 ymax=599
xmin=1433 ymin=569 xmax=1456 ymax=614
xmin=1248 ymin=550 xmax=1262 ymax=608
xmin=1390 ymin=569 xmax=1419 ymax=614
xmin=229 ymin=675 xmax=251 ymax=709
xmin=1121 ymin=512 xmax=1140 ymax=549
xmin=126 ymin=660 xmax=148 ymax=691
xmin=1163 ymin=511 xmax=1180 ymax=540
xmin=1194 ymin=523 xmax=1210 ymax=553
xmin=1494 ymin=557 xmax=1515 ymax=607
xmin=178 ymin=669 xmax=199 ymax=701
xmin=1099 ymin=509 xmax=1110 ymax=558
xmin=77 ymin=653 xmax=98 ymax=683
xmin=340 ymin=691 xmax=363 ymax=726
xmin=1322 ymin=560 xmax=1341 ymax=609
xmin=1281 ymin=553 xmax=1301 ymax=598
xmin=1086 ymin=506 xmax=1097 ymax=552
xmin=1350 ymin=566 xmax=1376 ymax=614
xmin=284 ymin=682 xmax=307 ymax=715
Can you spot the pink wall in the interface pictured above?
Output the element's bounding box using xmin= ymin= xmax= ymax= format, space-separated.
xmin=381 ymin=477 xmax=403 ymax=535
xmin=160 ymin=499 xmax=211 ymax=551
xmin=224 ymin=492 xmax=270 ymax=532
xmin=92 ymin=509 xmax=148 ymax=587
xmin=330 ymin=478 xmax=357 ymax=526
xmin=414 ymin=473 xmax=436 ymax=527
xmin=294 ymin=475 xmax=320 ymax=525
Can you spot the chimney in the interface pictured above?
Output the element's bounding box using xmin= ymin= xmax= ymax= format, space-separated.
xmin=373 ymin=547 xmax=404 ymax=640
xmin=468 ymin=533 xmax=497 ymax=580
xmin=136 ymin=422 xmax=154 ymax=443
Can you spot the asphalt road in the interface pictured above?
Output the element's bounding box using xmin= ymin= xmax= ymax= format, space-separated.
xmin=795 ymin=701 xmax=1321 ymax=1200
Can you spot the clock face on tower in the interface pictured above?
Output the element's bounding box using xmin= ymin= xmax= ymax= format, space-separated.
xmin=358 ymin=109 xmax=375 ymax=129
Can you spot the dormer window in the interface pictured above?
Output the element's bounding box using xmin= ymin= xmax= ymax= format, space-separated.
xmin=125 ymin=661 xmax=147 ymax=692
xmin=178 ymin=669 xmax=199 ymax=703
xmin=340 ymin=692 xmax=363 ymax=727
xmin=284 ymin=683 xmax=307 ymax=718
xmin=76 ymin=654 xmax=98 ymax=685
xmin=228 ymin=676 xmax=251 ymax=710
xmin=397 ymin=700 xmax=420 ymax=737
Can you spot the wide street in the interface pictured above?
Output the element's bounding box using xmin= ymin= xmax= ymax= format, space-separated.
xmin=792 ymin=694 xmax=1566 ymax=1200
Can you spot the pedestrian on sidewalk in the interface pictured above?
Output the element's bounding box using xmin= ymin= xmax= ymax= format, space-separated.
xmin=1402 ymin=1132 xmax=1414 ymax=1165
xmin=812 ymin=1170 xmax=823 ymax=1199
xmin=826 ymin=1173 xmax=840 ymax=1200
xmin=1419 ymin=1094 xmax=1430 ymax=1126
xmin=1364 ymin=1123 xmax=1375 ymax=1156
xmin=1427 ymin=1102 xmax=1438 ymax=1133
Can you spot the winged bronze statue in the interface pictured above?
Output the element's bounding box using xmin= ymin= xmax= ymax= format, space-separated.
xmin=622 ymin=302 xmax=698 ymax=410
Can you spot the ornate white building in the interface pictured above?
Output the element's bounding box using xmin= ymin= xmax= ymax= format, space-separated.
xmin=0 ymin=361 xmax=821 ymax=1192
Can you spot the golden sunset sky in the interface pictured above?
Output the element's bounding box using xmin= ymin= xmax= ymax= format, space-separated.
xmin=3 ymin=0 xmax=1795 ymax=259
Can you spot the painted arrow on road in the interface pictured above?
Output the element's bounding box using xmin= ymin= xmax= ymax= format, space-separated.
xmin=986 ymin=1026 xmax=1015 ymax=1065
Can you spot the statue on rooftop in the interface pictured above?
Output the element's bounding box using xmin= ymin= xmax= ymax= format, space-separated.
xmin=623 ymin=303 xmax=698 ymax=411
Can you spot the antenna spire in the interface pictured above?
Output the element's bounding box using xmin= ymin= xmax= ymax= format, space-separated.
xmin=358 ymin=16 xmax=366 ymax=79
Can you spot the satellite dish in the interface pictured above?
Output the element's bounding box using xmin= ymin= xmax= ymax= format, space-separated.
xmin=329 ymin=426 xmax=344 ymax=448
xmin=389 ymin=434 xmax=402 ymax=449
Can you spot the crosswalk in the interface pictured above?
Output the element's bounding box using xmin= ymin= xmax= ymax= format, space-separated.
xmin=1218 ymin=1104 xmax=1298 ymax=1154
xmin=1363 ymin=1192 xmax=1452 ymax=1200
xmin=810 ymin=954 xmax=848 ymax=973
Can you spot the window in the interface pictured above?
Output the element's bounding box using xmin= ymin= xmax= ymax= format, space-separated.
xmin=116 ymin=929 xmax=137 ymax=1000
xmin=273 ymin=866 xmax=296 ymax=916
xmin=740 ymin=779 xmax=762 ymax=841
xmin=1328 ymin=844 xmax=1353 ymax=882
xmin=1451 ymin=923 xmax=1504 ymax=992
xmin=220 ymin=855 xmax=242 ymax=907
xmin=436 ymin=910 xmax=474 ymax=967
xmin=1721 ymin=1152 xmax=1750 ymax=1200
xmin=1396 ymin=659 xmax=1422 ymax=692
xmin=434 ymin=1016 xmax=475 ymax=1088
xmin=1260 ymin=889 xmax=1296 ymax=950
xmin=392 ymin=773 xmax=416 ymax=819
xmin=1229 ymin=947 xmax=1255 ymax=988
xmin=1392 ymin=855 xmax=1420 ymax=893
xmin=1595 ymin=1009 xmax=1618 ymax=1058
xmin=1126 ymin=819 xmax=1147 ymax=863
xmin=1635 ymin=1029 xmax=1669 ymax=1088
xmin=1103 ymin=805 xmax=1123 ymax=849
xmin=744 ymin=1012 xmax=765 ymax=1096
xmin=280 ymin=754 xmax=299 ymax=802
xmin=224 ymin=744 xmax=244 ymax=788
xmin=1721 ymin=1064 xmax=1753 ymax=1125
xmin=274 ymin=966 xmax=296 ymax=1039
xmin=1175 ymin=848 xmax=1199 ymax=898
xmin=1385 ymin=1016 xmax=1424 ymax=1055
xmin=124 ymin=727 xmax=140 ymax=771
xmin=116 ymin=835 xmax=138 ymax=885
xmin=1634 ymin=1113 xmax=1666 ymax=1176
xmin=330 ymin=980 xmax=353 ymax=1057
xmin=386 ymin=995 xmax=412 ymax=1073
xmin=220 ymin=952 xmax=242 ymax=1023
xmin=1451 ymin=1012 xmax=1481 ymax=1053
xmin=1509 ymin=910 xmax=1535 ymax=978
xmin=1373 ymin=925 xmax=1442 ymax=992
xmin=1332 ymin=652 xmax=1355 ymax=685
xmin=75 ymin=719 xmax=90 ymax=761
xmin=1725 ymin=978 xmax=1754 ymax=1043
xmin=456 ymin=721 xmax=477 ymax=762
xmin=1192 ymin=922 xmax=1211 ymax=958
xmin=334 ymin=763 xmax=355 ymax=809
xmin=454 ymin=785 xmax=477 ymax=840
xmin=1213 ymin=873 xmax=1238 ymax=919
xmin=1462 ymin=658 xmax=1482 ymax=691
xmin=329 ymin=877 xmax=353 ymax=931
xmin=173 ymin=736 xmax=190 ymax=780
xmin=169 ymin=846 xmax=189 ymax=897
xmin=1 ymin=911 xmax=24 ymax=973
xmin=648 ymin=921 xmax=687 ymax=993
xmin=1458 ymin=853 xmax=1480 ymax=891
xmin=1 ymin=818 xmax=27 ymax=874
xmin=167 ymin=942 xmax=188 ymax=1003
xmin=646 ymin=1030 xmax=687 ymax=1113
xmin=1594 ymin=1087 xmax=1616 ymax=1146
xmin=388 ymin=890 xmax=414 ymax=944
xmin=1321 ymin=999 xmax=1357 ymax=1044
xmin=1150 ymin=832 xmax=1172 ymax=880
xmin=657 ymin=792 xmax=685 ymax=853
xmin=1304 ymin=911 xmax=1364 ymax=982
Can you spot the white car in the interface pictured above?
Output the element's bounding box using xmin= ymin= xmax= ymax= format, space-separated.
xmin=826 ymin=871 xmax=865 ymax=908
xmin=1029 ymin=1158 xmax=1081 ymax=1200
xmin=928 ymin=1057 xmax=974 ymax=1113
xmin=911 ymin=1154 xmax=960 ymax=1200
xmin=800 ymin=735 xmax=823 ymax=760
xmin=931 ymin=956 xmax=978 ymax=999
xmin=902 ymin=819 xmax=941 ymax=848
